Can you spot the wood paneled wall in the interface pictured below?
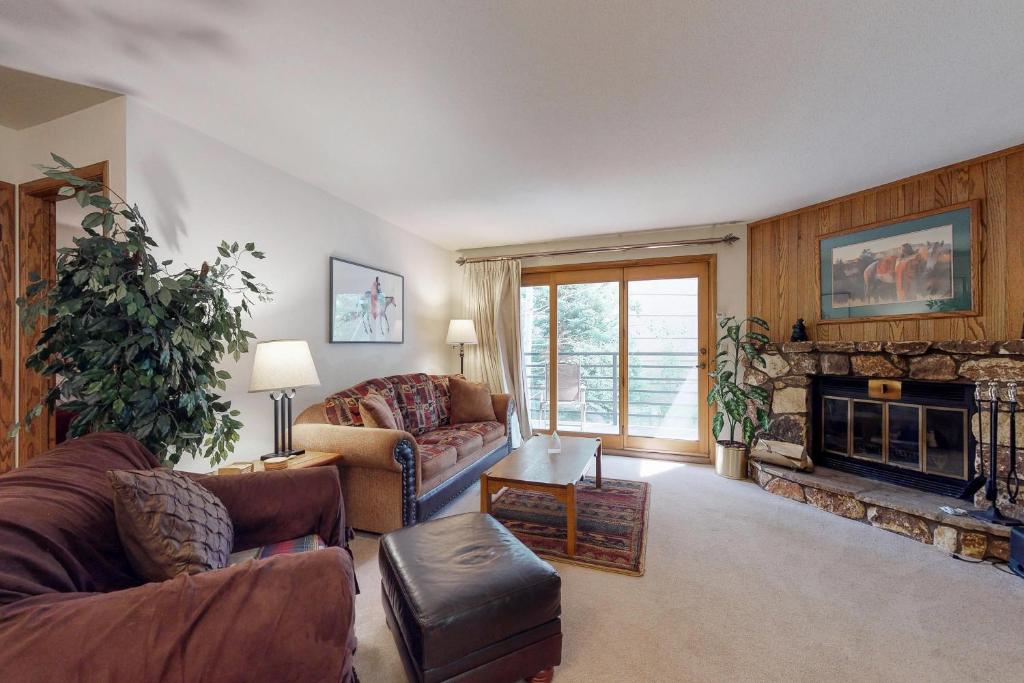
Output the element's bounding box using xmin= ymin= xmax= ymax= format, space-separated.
xmin=748 ymin=143 xmax=1024 ymax=343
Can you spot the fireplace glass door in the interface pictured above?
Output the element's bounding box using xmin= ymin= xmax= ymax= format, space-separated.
xmin=887 ymin=404 xmax=921 ymax=470
xmin=819 ymin=389 xmax=970 ymax=493
xmin=852 ymin=400 xmax=884 ymax=462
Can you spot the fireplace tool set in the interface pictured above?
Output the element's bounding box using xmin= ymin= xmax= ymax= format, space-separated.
xmin=964 ymin=381 xmax=1022 ymax=527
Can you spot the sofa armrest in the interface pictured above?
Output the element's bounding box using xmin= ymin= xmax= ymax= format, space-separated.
xmin=198 ymin=467 xmax=344 ymax=551
xmin=492 ymin=394 xmax=516 ymax=430
xmin=293 ymin=422 xmax=421 ymax=527
xmin=0 ymin=549 xmax=357 ymax=683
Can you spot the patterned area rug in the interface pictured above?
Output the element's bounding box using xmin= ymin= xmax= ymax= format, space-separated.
xmin=491 ymin=477 xmax=650 ymax=576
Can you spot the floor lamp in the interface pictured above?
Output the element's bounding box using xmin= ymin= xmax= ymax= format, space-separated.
xmin=249 ymin=340 xmax=321 ymax=460
xmin=447 ymin=319 xmax=478 ymax=375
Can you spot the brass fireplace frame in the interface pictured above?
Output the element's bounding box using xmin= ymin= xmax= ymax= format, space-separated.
xmin=821 ymin=395 xmax=968 ymax=480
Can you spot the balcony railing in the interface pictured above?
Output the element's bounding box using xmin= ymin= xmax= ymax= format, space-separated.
xmin=522 ymin=349 xmax=700 ymax=439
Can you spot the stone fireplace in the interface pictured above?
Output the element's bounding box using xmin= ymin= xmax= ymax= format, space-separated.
xmin=745 ymin=340 xmax=1024 ymax=561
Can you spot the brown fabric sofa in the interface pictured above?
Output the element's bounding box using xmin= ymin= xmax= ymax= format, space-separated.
xmin=294 ymin=373 xmax=514 ymax=533
xmin=0 ymin=433 xmax=357 ymax=683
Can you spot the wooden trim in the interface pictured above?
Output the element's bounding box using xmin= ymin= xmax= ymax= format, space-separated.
xmin=17 ymin=162 xmax=109 ymax=464
xmin=750 ymin=142 xmax=1024 ymax=226
xmin=522 ymin=253 xmax=717 ymax=275
xmin=0 ymin=181 xmax=14 ymax=475
xmin=520 ymin=254 xmax=716 ymax=456
xmin=814 ymin=200 xmax=982 ymax=325
xmin=18 ymin=161 xmax=108 ymax=201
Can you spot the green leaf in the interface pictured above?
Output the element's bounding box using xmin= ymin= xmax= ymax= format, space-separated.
xmin=50 ymin=152 xmax=74 ymax=168
xmin=712 ymin=411 xmax=725 ymax=439
xmin=742 ymin=416 xmax=756 ymax=446
xmin=76 ymin=190 xmax=91 ymax=208
xmin=57 ymin=185 xmax=76 ymax=197
xmin=82 ymin=212 xmax=105 ymax=229
xmin=745 ymin=331 xmax=770 ymax=345
xmin=748 ymin=316 xmax=770 ymax=330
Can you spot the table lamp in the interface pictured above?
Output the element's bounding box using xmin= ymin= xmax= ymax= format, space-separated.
xmin=249 ymin=339 xmax=320 ymax=460
xmin=446 ymin=319 xmax=478 ymax=374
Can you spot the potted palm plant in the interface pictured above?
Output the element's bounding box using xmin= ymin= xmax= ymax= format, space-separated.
xmin=706 ymin=315 xmax=771 ymax=479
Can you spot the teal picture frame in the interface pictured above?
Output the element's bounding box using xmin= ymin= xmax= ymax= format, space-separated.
xmin=818 ymin=201 xmax=980 ymax=322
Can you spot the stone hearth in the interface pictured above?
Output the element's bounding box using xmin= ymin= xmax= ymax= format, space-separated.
xmin=746 ymin=340 xmax=1024 ymax=521
xmin=751 ymin=461 xmax=1011 ymax=560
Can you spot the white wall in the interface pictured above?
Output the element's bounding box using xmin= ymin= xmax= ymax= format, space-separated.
xmin=456 ymin=222 xmax=748 ymax=320
xmin=125 ymin=101 xmax=457 ymax=471
xmin=8 ymin=98 xmax=126 ymax=193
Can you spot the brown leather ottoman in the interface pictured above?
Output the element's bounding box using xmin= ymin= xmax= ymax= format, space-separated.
xmin=379 ymin=512 xmax=562 ymax=682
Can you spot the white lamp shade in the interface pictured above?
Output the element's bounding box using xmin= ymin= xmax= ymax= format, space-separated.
xmin=446 ymin=319 xmax=478 ymax=345
xmin=249 ymin=340 xmax=321 ymax=392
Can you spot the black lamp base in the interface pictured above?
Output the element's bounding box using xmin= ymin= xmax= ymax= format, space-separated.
xmin=260 ymin=448 xmax=305 ymax=461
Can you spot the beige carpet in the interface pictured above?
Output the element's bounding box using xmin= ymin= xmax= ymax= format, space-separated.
xmin=349 ymin=456 xmax=1024 ymax=682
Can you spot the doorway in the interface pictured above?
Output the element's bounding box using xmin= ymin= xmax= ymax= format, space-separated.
xmin=0 ymin=162 xmax=109 ymax=470
xmin=520 ymin=256 xmax=714 ymax=457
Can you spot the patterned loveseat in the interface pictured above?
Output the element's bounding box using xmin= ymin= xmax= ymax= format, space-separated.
xmin=293 ymin=373 xmax=514 ymax=533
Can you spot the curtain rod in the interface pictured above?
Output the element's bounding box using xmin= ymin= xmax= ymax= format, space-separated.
xmin=455 ymin=233 xmax=739 ymax=265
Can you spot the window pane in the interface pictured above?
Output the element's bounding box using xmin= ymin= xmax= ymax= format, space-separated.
xmin=556 ymin=282 xmax=620 ymax=434
xmin=627 ymin=278 xmax=699 ymax=441
xmin=520 ymin=285 xmax=550 ymax=431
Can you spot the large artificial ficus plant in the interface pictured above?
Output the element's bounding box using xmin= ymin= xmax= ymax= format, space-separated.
xmin=707 ymin=315 xmax=772 ymax=448
xmin=13 ymin=154 xmax=272 ymax=465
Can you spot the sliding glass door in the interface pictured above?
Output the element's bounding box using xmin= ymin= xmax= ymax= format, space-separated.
xmin=521 ymin=259 xmax=712 ymax=456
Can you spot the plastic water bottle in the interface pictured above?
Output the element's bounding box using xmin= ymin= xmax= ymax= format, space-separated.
xmin=549 ymin=431 xmax=561 ymax=454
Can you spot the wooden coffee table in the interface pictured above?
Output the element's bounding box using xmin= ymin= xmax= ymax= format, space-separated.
xmin=480 ymin=435 xmax=602 ymax=557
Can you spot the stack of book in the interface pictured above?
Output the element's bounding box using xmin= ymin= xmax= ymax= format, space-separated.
xmin=217 ymin=461 xmax=255 ymax=476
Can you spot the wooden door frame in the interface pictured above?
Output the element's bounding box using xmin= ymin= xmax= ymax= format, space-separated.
xmin=522 ymin=253 xmax=718 ymax=458
xmin=17 ymin=161 xmax=108 ymax=465
xmin=0 ymin=181 xmax=14 ymax=474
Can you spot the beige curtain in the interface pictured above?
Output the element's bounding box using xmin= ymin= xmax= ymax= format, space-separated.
xmin=463 ymin=260 xmax=533 ymax=441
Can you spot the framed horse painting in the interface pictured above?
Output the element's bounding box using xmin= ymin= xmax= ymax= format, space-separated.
xmin=818 ymin=200 xmax=980 ymax=322
xmin=330 ymin=257 xmax=404 ymax=343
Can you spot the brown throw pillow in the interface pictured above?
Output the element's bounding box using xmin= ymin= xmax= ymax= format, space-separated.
xmin=359 ymin=393 xmax=403 ymax=430
xmin=450 ymin=377 xmax=497 ymax=424
xmin=108 ymin=469 xmax=234 ymax=582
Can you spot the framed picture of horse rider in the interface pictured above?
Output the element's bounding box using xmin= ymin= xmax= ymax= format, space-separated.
xmin=330 ymin=257 xmax=404 ymax=343
xmin=818 ymin=200 xmax=980 ymax=322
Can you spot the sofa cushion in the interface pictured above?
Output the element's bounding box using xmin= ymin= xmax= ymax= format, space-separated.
xmin=359 ymin=394 xmax=404 ymax=430
xmin=418 ymin=443 xmax=458 ymax=482
xmin=108 ymin=469 xmax=234 ymax=582
xmin=417 ymin=428 xmax=484 ymax=459
xmin=323 ymin=378 xmax=401 ymax=427
xmin=385 ymin=373 xmax=441 ymax=436
xmin=450 ymin=377 xmax=497 ymax=424
xmin=456 ymin=420 xmax=505 ymax=444
xmin=428 ymin=374 xmax=464 ymax=426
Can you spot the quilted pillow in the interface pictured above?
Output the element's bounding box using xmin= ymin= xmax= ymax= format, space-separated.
xmin=108 ymin=469 xmax=234 ymax=582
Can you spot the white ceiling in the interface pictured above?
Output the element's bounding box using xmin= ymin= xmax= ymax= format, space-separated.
xmin=2 ymin=1 xmax=1024 ymax=250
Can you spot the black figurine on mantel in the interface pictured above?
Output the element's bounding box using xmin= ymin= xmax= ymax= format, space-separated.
xmin=790 ymin=318 xmax=809 ymax=342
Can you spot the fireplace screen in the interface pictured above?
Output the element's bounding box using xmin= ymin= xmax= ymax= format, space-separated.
xmin=821 ymin=396 xmax=967 ymax=478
